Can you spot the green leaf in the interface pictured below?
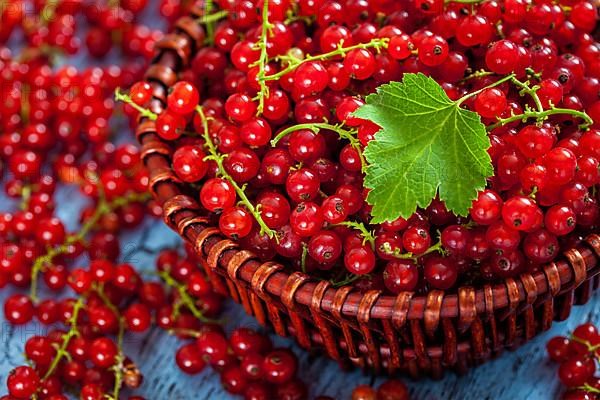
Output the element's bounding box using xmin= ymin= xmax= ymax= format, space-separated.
xmin=354 ymin=73 xmax=493 ymax=224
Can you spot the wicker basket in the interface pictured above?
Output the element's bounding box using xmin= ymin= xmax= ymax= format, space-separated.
xmin=136 ymin=11 xmax=600 ymax=379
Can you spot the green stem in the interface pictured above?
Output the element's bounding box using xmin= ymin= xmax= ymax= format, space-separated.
xmin=159 ymin=270 xmax=215 ymax=323
xmin=91 ymin=285 xmax=125 ymax=400
xmin=460 ymin=69 xmax=495 ymax=83
xmin=271 ymin=122 xmax=366 ymax=173
xmin=41 ymin=0 xmax=58 ymax=25
xmin=167 ymin=328 xmax=203 ymax=338
xmin=19 ymin=184 xmax=32 ymax=211
xmin=203 ymin=0 xmax=216 ymax=44
xmin=330 ymin=273 xmax=365 ymax=288
xmin=334 ymin=221 xmax=375 ymax=249
xmin=382 ymin=239 xmax=445 ymax=261
xmin=262 ymin=38 xmax=389 ymax=83
xmin=196 ymin=106 xmax=276 ymax=239
xmin=29 ymin=191 xmax=150 ymax=302
xmin=300 ymin=243 xmax=308 ymax=273
xmin=487 ymin=107 xmax=594 ymax=131
xmin=114 ymin=88 xmax=157 ymax=121
xmin=42 ymin=297 xmax=85 ymax=380
xmin=510 ymin=77 xmax=544 ymax=113
xmin=253 ymin=0 xmax=272 ymax=115
xmin=456 ymin=73 xmax=516 ymax=106
xmin=197 ymin=9 xmax=228 ymax=25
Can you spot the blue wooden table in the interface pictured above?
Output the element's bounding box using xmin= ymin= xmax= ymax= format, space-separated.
xmin=0 ymin=184 xmax=596 ymax=399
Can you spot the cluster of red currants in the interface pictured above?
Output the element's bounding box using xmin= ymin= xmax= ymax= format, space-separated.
xmin=547 ymin=322 xmax=600 ymax=400
xmin=0 ymin=0 xmax=167 ymax=60
xmin=124 ymin=0 xmax=599 ymax=297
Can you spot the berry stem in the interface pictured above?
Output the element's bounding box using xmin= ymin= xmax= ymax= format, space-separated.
xmin=41 ymin=0 xmax=59 ymax=25
xmin=271 ymin=122 xmax=366 ymax=172
xmin=330 ymin=272 xmax=364 ymax=288
xmin=197 ymin=9 xmax=228 ymax=25
xmin=252 ymin=0 xmax=272 ymax=115
xmin=41 ymin=297 xmax=85 ymax=381
xmin=202 ymin=0 xmax=216 ymax=44
xmin=456 ymin=73 xmax=516 ymax=106
xmin=487 ymin=106 xmax=594 ymax=131
xmin=93 ymin=284 xmax=126 ymax=400
xmin=114 ymin=88 xmax=158 ymax=121
xmin=159 ymin=269 xmax=215 ymax=323
xmin=195 ymin=106 xmax=276 ymax=239
xmin=509 ymin=76 xmax=544 ymax=113
xmin=300 ymin=243 xmax=308 ymax=273
xmin=334 ymin=220 xmax=375 ymax=249
xmin=261 ymin=37 xmax=389 ymax=83
xmin=460 ymin=69 xmax=495 ymax=82
xmin=29 ymin=190 xmax=150 ymax=302
xmin=382 ymin=238 xmax=445 ymax=261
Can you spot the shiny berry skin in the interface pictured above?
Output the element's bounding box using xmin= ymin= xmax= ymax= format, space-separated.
xmin=124 ymin=303 xmax=152 ymax=332
xmin=546 ymin=336 xmax=571 ymax=363
xmin=383 ymin=260 xmax=419 ymax=293
xmin=286 ymin=169 xmax=320 ymax=202
xmin=558 ymin=356 xmax=596 ymax=387
xmin=515 ymin=125 xmax=554 ymax=159
xmin=176 ymin=343 xmax=206 ymax=374
xmin=196 ymin=331 xmax=229 ymax=366
xmin=470 ymin=190 xmax=503 ymax=225
xmin=377 ymin=379 xmax=410 ymax=400
xmin=523 ymin=229 xmax=558 ymax=264
xmin=0 ymin=243 xmax=24 ymax=274
xmin=543 ymin=147 xmax=577 ymax=186
xmin=344 ymin=48 xmax=376 ymax=80
xmin=424 ymin=256 xmax=458 ymax=290
xmin=545 ymin=205 xmax=576 ymax=236
xmin=485 ymin=40 xmax=520 ymax=74
xmin=225 ymin=93 xmax=257 ymax=122
xmin=229 ymin=327 xmax=270 ymax=357
xmin=219 ymin=207 xmax=253 ymax=239
xmin=344 ymin=246 xmax=376 ymax=275
xmin=7 ymin=366 xmax=40 ymax=399
xmin=290 ymin=202 xmax=323 ymax=237
xmin=294 ymin=61 xmax=329 ymax=95
xmin=155 ymin=111 xmax=185 ymax=141
xmin=486 ymin=221 xmax=521 ymax=252
xmin=288 ymin=129 xmax=325 ymax=162
xmin=308 ymin=231 xmax=343 ymax=264
xmin=129 ymin=81 xmax=153 ymax=105
xmin=25 ymin=336 xmax=55 ymax=366
xmin=488 ymin=250 xmax=525 ymax=278
xmin=475 ymin=88 xmax=507 ymax=119
xmin=418 ymin=35 xmax=449 ymax=67
xmin=167 ymin=81 xmax=200 ymax=115
xmin=388 ymin=34 xmax=414 ymax=60
xmin=4 ymin=294 xmax=34 ymax=325
xmin=240 ymin=117 xmax=272 ymax=147
xmin=262 ymin=349 xmax=297 ymax=384
xmin=501 ymin=196 xmax=542 ymax=231
xmin=441 ymin=225 xmax=470 ymax=256
xmin=224 ymin=147 xmax=260 ymax=183
xmin=257 ymin=191 xmax=291 ymax=229
xmin=89 ymin=337 xmax=118 ymax=368
xmin=573 ymin=323 xmax=600 ymax=346
xmin=199 ymin=178 xmax=236 ymax=212
xmin=221 ymin=365 xmax=248 ymax=394
xmin=402 ymin=226 xmax=431 ymax=255
xmin=172 ymin=145 xmax=208 ymax=183
xmin=321 ymin=195 xmax=348 ymax=224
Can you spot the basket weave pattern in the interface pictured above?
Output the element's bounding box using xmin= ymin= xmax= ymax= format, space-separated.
xmin=137 ymin=11 xmax=600 ymax=378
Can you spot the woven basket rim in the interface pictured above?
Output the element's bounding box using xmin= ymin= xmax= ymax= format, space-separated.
xmin=137 ymin=16 xmax=600 ymax=326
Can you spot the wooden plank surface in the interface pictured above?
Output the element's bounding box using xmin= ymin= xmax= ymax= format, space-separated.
xmin=0 ymin=187 xmax=595 ymax=399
